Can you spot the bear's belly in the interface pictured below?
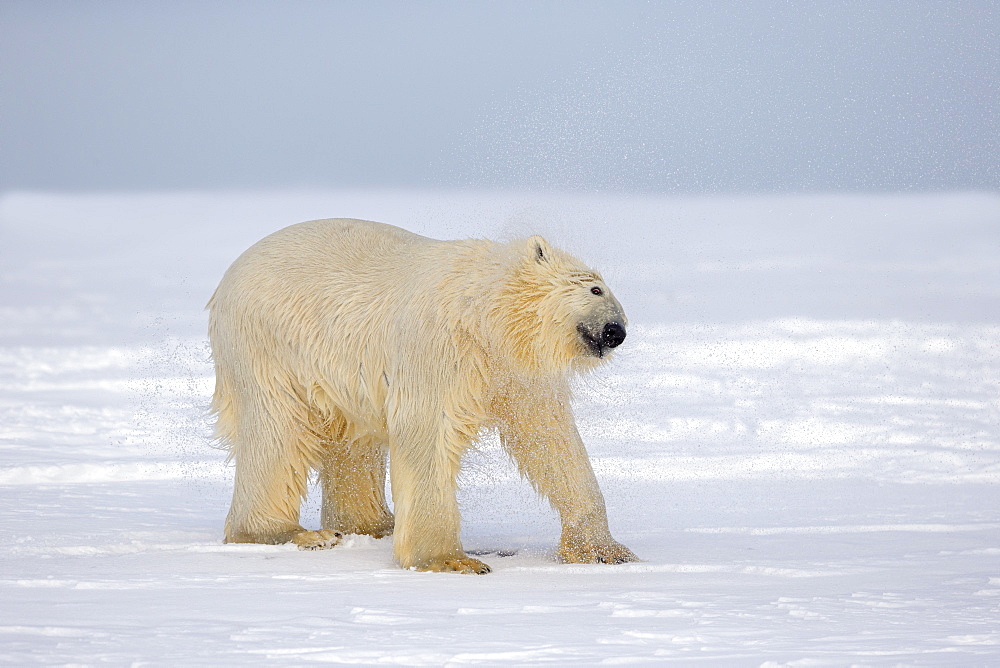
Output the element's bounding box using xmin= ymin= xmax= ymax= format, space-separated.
xmin=309 ymin=379 xmax=390 ymax=443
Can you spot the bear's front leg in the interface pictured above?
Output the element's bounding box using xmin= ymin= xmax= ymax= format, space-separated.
xmin=497 ymin=386 xmax=638 ymax=565
xmin=387 ymin=413 xmax=490 ymax=574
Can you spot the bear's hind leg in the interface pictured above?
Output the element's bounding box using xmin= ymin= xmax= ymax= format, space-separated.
xmin=223 ymin=391 xmax=340 ymax=550
xmin=319 ymin=431 xmax=394 ymax=538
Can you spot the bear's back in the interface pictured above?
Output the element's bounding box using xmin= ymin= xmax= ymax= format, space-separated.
xmin=247 ymin=218 xmax=428 ymax=272
xmin=209 ymin=218 xmax=503 ymax=345
xmin=213 ymin=219 xmax=432 ymax=303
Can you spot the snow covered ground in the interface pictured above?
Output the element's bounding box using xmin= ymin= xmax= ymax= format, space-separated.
xmin=1 ymin=190 xmax=998 ymax=664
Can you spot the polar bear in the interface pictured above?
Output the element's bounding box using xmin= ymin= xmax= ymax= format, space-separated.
xmin=208 ymin=219 xmax=636 ymax=573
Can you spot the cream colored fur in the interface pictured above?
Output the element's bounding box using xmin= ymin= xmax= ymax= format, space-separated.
xmin=208 ymin=218 xmax=637 ymax=573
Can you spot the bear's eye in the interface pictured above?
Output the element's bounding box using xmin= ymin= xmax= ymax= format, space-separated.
xmin=590 ymin=286 xmax=603 ymax=296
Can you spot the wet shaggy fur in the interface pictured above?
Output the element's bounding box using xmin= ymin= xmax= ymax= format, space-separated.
xmin=208 ymin=219 xmax=637 ymax=573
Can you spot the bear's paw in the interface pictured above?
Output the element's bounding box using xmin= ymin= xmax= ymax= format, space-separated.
xmin=558 ymin=538 xmax=638 ymax=565
xmin=414 ymin=555 xmax=492 ymax=574
xmin=292 ymin=529 xmax=344 ymax=551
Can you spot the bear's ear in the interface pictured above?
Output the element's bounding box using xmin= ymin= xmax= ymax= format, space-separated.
xmin=528 ymin=235 xmax=552 ymax=264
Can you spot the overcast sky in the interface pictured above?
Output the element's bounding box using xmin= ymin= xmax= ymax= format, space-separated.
xmin=1 ymin=1 xmax=997 ymax=194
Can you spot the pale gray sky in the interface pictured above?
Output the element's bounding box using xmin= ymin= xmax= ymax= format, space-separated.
xmin=1 ymin=1 xmax=997 ymax=193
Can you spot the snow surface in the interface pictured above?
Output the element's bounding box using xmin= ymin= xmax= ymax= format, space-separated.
xmin=1 ymin=190 xmax=998 ymax=664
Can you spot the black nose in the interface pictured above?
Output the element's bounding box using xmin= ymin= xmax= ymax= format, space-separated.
xmin=602 ymin=322 xmax=626 ymax=348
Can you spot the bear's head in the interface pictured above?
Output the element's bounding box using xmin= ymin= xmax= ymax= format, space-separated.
xmin=492 ymin=235 xmax=627 ymax=376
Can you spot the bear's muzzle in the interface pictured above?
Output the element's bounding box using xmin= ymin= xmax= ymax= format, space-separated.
xmin=578 ymin=321 xmax=626 ymax=358
xmin=602 ymin=322 xmax=626 ymax=349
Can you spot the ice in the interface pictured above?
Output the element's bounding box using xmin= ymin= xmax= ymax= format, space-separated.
xmin=1 ymin=190 xmax=998 ymax=663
